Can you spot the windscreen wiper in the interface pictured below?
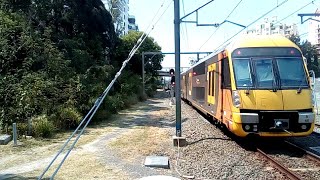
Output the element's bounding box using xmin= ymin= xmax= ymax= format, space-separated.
xmin=272 ymin=77 xmax=278 ymax=92
xmin=272 ymin=59 xmax=279 ymax=92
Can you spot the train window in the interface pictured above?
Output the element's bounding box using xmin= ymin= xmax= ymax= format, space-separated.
xmin=222 ymin=58 xmax=231 ymax=89
xmin=193 ymin=62 xmax=205 ymax=75
xmin=253 ymin=59 xmax=274 ymax=88
xmin=233 ymin=59 xmax=253 ymax=87
xmin=192 ymin=87 xmax=205 ymax=104
xmin=276 ymin=58 xmax=308 ymax=88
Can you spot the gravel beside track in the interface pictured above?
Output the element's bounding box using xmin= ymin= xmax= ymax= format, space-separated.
xmin=257 ymin=141 xmax=320 ymax=180
xmin=173 ymin=101 xmax=288 ymax=179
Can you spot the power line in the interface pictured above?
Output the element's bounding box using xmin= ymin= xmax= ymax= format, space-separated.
xmin=273 ymin=0 xmax=317 ymax=25
xmin=199 ymin=0 xmax=243 ymax=50
xmin=300 ymin=32 xmax=309 ymax=37
xmin=213 ymin=0 xmax=289 ymax=52
xmin=182 ymin=0 xmax=189 ymax=49
xmin=38 ymin=1 xmax=173 ymax=179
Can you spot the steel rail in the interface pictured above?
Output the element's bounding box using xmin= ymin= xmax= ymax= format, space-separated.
xmin=256 ymin=148 xmax=302 ymax=180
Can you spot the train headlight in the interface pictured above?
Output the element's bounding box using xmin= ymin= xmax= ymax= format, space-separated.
xmin=232 ymin=90 xmax=241 ymax=108
xmin=244 ymin=124 xmax=250 ymax=131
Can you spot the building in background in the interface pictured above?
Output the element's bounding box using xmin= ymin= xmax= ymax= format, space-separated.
xmin=102 ymin=0 xmax=129 ymax=35
xmin=307 ymin=9 xmax=320 ymax=54
xmin=246 ymin=16 xmax=298 ymax=37
xmin=128 ymin=15 xmax=139 ymax=31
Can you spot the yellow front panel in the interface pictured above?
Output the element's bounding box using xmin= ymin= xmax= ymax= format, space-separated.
xmin=282 ymin=90 xmax=312 ymax=110
xmin=254 ymin=90 xmax=283 ymax=110
xmin=239 ymin=90 xmax=256 ymax=109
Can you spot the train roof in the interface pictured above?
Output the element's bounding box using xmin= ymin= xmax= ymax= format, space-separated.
xmin=181 ymin=34 xmax=301 ymax=74
xmin=181 ymin=51 xmax=216 ymax=74
xmin=226 ymin=34 xmax=301 ymax=53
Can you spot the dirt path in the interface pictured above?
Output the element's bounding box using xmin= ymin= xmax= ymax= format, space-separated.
xmin=0 ymin=90 xmax=178 ymax=180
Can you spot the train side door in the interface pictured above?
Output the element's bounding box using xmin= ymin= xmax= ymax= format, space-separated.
xmin=207 ymin=64 xmax=216 ymax=105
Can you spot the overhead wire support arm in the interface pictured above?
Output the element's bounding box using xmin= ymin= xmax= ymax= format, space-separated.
xmin=180 ymin=0 xmax=215 ymax=21
xmin=298 ymin=13 xmax=320 ymax=24
xmin=223 ymin=20 xmax=246 ymax=28
xmin=180 ymin=0 xmax=219 ymax=27
xmin=179 ymin=1 xmax=245 ymax=28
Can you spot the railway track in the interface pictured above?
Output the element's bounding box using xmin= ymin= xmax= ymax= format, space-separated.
xmin=256 ymin=140 xmax=320 ymax=180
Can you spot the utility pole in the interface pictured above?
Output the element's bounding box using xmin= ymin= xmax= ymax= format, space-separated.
xmin=173 ymin=0 xmax=187 ymax=147
xmin=171 ymin=0 xmax=244 ymax=146
xmin=174 ymin=0 xmax=181 ymax=137
xmin=142 ymin=52 xmax=145 ymax=96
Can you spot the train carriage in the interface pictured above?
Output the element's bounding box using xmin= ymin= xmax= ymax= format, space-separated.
xmin=181 ymin=34 xmax=315 ymax=137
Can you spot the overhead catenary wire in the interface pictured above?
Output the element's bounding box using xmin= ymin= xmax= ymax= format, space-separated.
xmin=182 ymin=0 xmax=189 ymax=49
xmin=38 ymin=0 xmax=173 ymax=179
xmin=273 ymin=0 xmax=318 ymax=25
xmin=213 ymin=0 xmax=289 ymax=52
xmin=127 ymin=0 xmax=168 ymax=56
xmin=199 ymin=0 xmax=243 ymax=50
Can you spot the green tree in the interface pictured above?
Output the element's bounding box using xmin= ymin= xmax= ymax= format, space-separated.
xmin=113 ymin=31 xmax=163 ymax=75
xmin=111 ymin=31 xmax=163 ymax=97
xmin=289 ymin=34 xmax=320 ymax=76
xmin=0 ymin=0 xmax=164 ymax=136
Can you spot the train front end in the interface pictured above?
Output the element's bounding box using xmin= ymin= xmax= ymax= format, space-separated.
xmin=228 ymin=37 xmax=315 ymax=137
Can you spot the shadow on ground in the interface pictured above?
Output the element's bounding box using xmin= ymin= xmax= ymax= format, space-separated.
xmin=0 ymin=174 xmax=45 ymax=180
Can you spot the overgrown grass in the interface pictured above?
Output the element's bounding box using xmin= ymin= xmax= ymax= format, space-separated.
xmin=32 ymin=115 xmax=55 ymax=138
xmin=108 ymin=126 xmax=170 ymax=162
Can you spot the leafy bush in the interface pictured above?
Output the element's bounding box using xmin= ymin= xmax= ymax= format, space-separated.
xmin=56 ymin=107 xmax=82 ymax=129
xmin=93 ymin=109 xmax=112 ymax=122
xmin=123 ymin=94 xmax=139 ymax=108
xmin=17 ymin=123 xmax=28 ymax=136
xmin=32 ymin=115 xmax=55 ymax=138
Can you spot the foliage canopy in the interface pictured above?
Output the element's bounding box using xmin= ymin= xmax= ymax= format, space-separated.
xmin=0 ymin=0 xmax=163 ymax=137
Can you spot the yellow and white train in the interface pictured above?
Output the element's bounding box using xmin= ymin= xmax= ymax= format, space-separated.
xmin=181 ymin=34 xmax=315 ymax=137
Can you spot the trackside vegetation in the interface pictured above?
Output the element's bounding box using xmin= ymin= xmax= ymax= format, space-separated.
xmin=0 ymin=0 xmax=163 ymax=138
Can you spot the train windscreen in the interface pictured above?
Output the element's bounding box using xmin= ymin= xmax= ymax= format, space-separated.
xmin=232 ymin=47 xmax=308 ymax=89
xmin=276 ymin=58 xmax=308 ymax=88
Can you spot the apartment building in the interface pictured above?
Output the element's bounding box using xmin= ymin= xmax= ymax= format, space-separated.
xmin=246 ymin=16 xmax=298 ymax=37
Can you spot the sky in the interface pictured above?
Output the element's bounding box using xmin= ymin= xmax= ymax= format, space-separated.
xmin=129 ymin=0 xmax=320 ymax=69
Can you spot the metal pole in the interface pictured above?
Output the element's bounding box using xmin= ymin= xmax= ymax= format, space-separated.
xmin=142 ymin=52 xmax=145 ymax=96
xmin=197 ymin=53 xmax=200 ymax=62
xmin=174 ymin=0 xmax=182 ymax=137
xmin=13 ymin=123 xmax=17 ymax=146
